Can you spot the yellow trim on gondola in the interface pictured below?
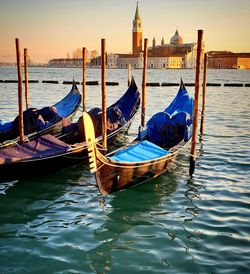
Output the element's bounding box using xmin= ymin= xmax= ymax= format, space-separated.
xmin=83 ymin=112 xmax=97 ymax=173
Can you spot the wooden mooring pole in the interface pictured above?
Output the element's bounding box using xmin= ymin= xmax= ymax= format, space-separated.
xmin=101 ymin=38 xmax=107 ymax=151
xmin=200 ymin=52 xmax=208 ymax=135
xmin=15 ymin=38 xmax=24 ymax=144
xmin=128 ymin=64 xmax=131 ymax=86
xmin=141 ymin=38 xmax=148 ymax=128
xmin=82 ymin=47 xmax=86 ymax=111
xmin=189 ymin=30 xmax=203 ymax=176
xmin=81 ymin=47 xmax=87 ymax=142
xmin=24 ymin=48 xmax=29 ymax=109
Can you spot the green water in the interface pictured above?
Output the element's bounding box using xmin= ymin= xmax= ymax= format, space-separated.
xmin=0 ymin=68 xmax=249 ymax=273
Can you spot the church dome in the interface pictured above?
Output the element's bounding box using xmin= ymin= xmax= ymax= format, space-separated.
xmin=170 ymin=29 xmax=183 ymax=45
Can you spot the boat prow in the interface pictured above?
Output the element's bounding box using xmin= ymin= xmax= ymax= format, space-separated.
xmin=83 ymin=112 xmax=98 ymax=173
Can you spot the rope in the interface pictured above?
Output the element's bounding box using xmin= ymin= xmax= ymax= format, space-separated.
xmin=0 ymin=140 xmax=17 ymax=148
xmin=0 ymin=134 xmax=33 ymax=148
xmin=96 ymin=143 xmax=108 ymax=153
xmin=96 ymin=162 xmax=105 ymax=172
xmin=139 ymin=110 xmax=146 ymax=118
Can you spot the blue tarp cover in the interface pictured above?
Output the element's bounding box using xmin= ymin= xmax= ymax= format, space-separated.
xmin=0 ymin=83 xmax=81 ymax=137
xmin=109 ymin=140 xmax=169 ymax=162
xmin=108 ymin=77 xmax=140 ymax=121
xmin=62 ymin=78 xmax=140 ymax=141
xmin=0 ymin=134 xmax=71 ymax=163
xmin=0 ymin=121 xmax=13 ymax=131
xmin=147 ymin=111 xmax=191 ymax=145
xmin=145 ymin=83 xmax=194 ymax=146
xmin=164 ymin=85 xmax=193 ymax=117
xmin=54 ymin=86 xmax=81 ymax=117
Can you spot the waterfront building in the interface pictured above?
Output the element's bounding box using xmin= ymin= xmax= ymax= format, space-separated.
xmin=48 ymin=58 xmax=83 ymax=68
xmin=91 ymin=53 xmax=119 ymax=68
xmin=208 ymin=51 xmax=250 ymax=69
xmin=48 ymin=3 xmax=199 ymax=69
xmin=100 ymin=2 xmax=199 ymax=69
xmin=147 ymin=30 xmax=197 ymax=69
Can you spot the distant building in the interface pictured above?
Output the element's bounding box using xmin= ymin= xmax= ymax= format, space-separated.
xmin=48 ymin=58 xmax=82 ymax=68
xmin=208 ymin=51 xmax=250 ymax=69
xmin=104 ymin=2 xmax=143 ymax=69
xmin=119 ymin=3 xmax=200 ymax=69
xmin=90 ymin=54 xmax=119 ymax=68
xmin=147 ymin=29 xmax=197 ymax=69
xmin=92 ymin=2 xmax=199 ymax=69
xmin=48 ymin=3 xmax=200 ymax=69
xmin=132 ymin=3 xmax=142 ymax=55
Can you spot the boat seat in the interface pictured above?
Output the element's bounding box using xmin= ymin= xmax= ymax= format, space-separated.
xmin=12 ymin=108 xmax=40 ymax=135
xmin=146 ymin=111 xmax=191 ymax=147
xmin=88 ymin=106 xmax=127 ymax=136
xmin=38 ymin=106 xmax=61 ymax=121
xmin=109 ymin=140 xmax=169 ymax=162
xmin=107 ymin=106 xmax=126 ymax=124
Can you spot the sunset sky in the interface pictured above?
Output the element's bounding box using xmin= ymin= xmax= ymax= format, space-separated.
xmin=0 ymin=0 xmax=249 ymax=63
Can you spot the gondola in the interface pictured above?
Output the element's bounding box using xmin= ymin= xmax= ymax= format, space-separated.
xmin=0 ymin=78 xmax=140 ymax=181
xmin=0 ymin=81 xmax=81 ymax=146
xmin=83 ymin=80 xmax=194 ymax=195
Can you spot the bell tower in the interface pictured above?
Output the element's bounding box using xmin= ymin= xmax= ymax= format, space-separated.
xmin=132 ymin=2 xmax=142 ymax=55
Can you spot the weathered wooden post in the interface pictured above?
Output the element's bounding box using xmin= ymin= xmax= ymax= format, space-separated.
xmin=82 ymin=47 xmax=86 ymax=111
xmin=24 ymin=48 xmax=29 ymax=109
xmin=128 ymin=63 xmax=131 ymax=86
xmin=141 ymin=38 xmax=148 ymax=128
xmin=101 ymin=38 xmax=107 ymax=151
xmin=80 ymin=47 xmax=87 ymax=142
xmin=15 ymin=38 xmax=24 ymax=144
xmin=200 ymin=52 xmax=208 ymax=135
xmin=189 ymin=30 xmax=203 ymax=176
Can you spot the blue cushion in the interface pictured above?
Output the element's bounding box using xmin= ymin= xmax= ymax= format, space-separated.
xmin=109 ymin=140 xmax=169 ymax=162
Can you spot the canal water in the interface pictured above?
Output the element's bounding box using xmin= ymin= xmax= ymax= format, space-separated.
xmin=0 ymin=67 xmax=249 ymax=274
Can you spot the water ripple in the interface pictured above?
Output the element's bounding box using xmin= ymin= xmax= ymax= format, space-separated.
xmin=1 ymin=68 xmax=250 ymax=273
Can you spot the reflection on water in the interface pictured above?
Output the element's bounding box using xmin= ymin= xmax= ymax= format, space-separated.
xmin=0 ymin=68 xmax=250 ymax=273
xmin=87 ymin=173 xmax=178 ymax=273
xmin=184 ymin=179 xmax=205 ymax=223
xmin=0 ymin=165 xmax=83 ymax=232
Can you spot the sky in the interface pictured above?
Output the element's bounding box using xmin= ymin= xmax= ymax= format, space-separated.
xmin=0 ymin=0 xmax=249 ymax=63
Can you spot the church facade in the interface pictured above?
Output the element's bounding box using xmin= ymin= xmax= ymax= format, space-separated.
xmin=49 ymin=3 xmax=199 ymax=69
xmin=111 ymin=2 xmax=199 ymax=69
